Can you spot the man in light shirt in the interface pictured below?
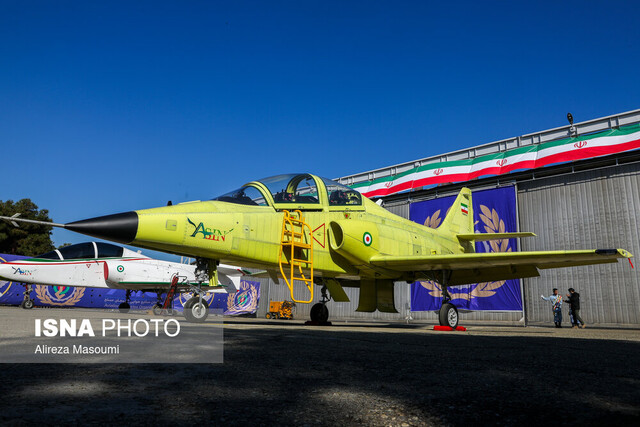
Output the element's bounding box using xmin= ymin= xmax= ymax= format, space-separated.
xmin=541 ymin=288 xmax=563 ymax=328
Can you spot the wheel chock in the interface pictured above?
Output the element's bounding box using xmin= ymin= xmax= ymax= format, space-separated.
xmin=433 ymin=325 xmax=467 ymax=331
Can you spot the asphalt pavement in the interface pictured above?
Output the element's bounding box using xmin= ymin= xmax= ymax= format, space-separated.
xmin=1 ymin=307 xmax=639 ymax=426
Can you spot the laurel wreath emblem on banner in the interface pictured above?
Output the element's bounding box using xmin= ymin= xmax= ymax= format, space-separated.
xmin=424 ymin=209 xmax=442 ymax=229
xmin=0 ymin=256 xmax=13 ymax=297
xmin=226 ymin=283 xmax=258 ymax=313
xmin=35 ymin=285 xmax=85 ymax=306
xmin=0 ymin=280 xmax=11 ymax=298
xmin=178 ymin=291 xmax=215 ymax=306
xmin=420 ymin=204 xmax=508 ymax=299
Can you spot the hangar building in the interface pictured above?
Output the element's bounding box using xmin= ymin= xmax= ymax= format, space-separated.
xmin=257 ymin=109 xmax=640 ymax=326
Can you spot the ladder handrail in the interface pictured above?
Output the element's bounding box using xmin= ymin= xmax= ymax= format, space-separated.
xmin=278 ymin=210 xmax=314 ymax=304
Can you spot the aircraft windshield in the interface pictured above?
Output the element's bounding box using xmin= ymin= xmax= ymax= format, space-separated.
xmin=35 ymin=250 xmax=62 ymax=260
xmin=261 ymin=174 xmax=319 ymax=204
xmin=213 ymin=186 xmax=268 ymax=206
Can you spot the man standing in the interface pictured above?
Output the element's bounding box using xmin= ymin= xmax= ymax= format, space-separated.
xmin=566 ymin=288 xmax=585 ymax=328
xmin=541 ymin=288 xmax=563 ymax=328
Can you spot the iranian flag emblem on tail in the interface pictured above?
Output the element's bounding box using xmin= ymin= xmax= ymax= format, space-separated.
xmin=461 ymin=203 xmax=469 ymax=215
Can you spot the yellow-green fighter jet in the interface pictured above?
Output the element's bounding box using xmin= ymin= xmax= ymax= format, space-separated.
xmin=2 ymin=173 xmax=632 ymax=326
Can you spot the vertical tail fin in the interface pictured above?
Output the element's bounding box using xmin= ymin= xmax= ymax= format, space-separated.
xmin=440 ymin=188 xmax=474 ymax=251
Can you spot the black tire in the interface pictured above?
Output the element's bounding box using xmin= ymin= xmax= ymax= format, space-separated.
xmin=265 ymin=313 xmax=272 ymax=319
xmin=310 ymin=303 xmax=329 ymax=323
xmin=152 ymin=304 xmax=163 ymax=316
xmin=439 ymin=303 xmax=458 ymax=329
xmin=184 ymin=297 xmax=209 ymax=323
xmin=118 ymin=302 xmax=131 ymax=313
xmin=22 ymin=299 xmax=34 ymax=310
xmin=183 ymin=298 xmax=195 ymax=310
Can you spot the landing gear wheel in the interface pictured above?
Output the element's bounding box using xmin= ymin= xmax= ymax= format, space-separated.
xmin=439 ymin=303 xmax=458 ymax=329
xmin=152 ymin=304 xmax=163 ymax=316
xmin=118 ymin=302 xmax=130 ymax=313
xmin=310 ymin=303 xmax=329 ymax=323
xmin=183 ymin=297 xmax=209 ymax=323
xmin=22 ymin=299 xmax=34 ymax=310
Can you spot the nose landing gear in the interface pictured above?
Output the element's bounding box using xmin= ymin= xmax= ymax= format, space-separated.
xmin=19 ymin=285 xmax=34 ymax=309
xmin=118 ymin=289 xmax=132 ymax=313
xmin=181 ymin=258 xmax=214 ymax=323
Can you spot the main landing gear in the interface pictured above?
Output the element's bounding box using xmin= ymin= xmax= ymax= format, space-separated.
xmin=119 ymin=290 xmax=132 ymax=313
xmin=309 ymin=285 xmax=330 ymax=324
xmin=20 ymin=285 xmax=34 ymax=309
xmin=438 ymin=272 xmax=459 ymax=329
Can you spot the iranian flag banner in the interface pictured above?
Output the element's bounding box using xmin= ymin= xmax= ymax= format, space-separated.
xmin=351 ymin=123 xmax=640 ymax=198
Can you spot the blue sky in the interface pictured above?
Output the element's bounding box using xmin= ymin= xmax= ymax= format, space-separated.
xmin=1 ymin=1 xmax=639 ymax=259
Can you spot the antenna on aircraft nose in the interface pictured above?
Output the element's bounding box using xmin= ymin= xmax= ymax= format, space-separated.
xmin=0 ymin=213 xmax=65 ymax=228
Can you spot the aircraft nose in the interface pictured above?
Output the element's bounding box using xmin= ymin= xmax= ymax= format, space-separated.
xmin=65 ymin=211 xmax=139 ymax=244
xmin=0 ymin=262 xmax=15 ymax=281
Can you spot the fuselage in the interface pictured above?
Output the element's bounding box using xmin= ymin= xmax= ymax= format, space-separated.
xmin=0 ymin=242 xmax=240 ymax=292
xmin=120 ymin=174 xmax=466 ymax=281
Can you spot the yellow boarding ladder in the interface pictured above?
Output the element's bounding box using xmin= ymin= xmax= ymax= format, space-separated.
xmin=278 ymin=210 xmax=314 ymax=303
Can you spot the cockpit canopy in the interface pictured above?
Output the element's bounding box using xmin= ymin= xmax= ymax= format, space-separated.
xmin=212 ymin=173 xmax=362 ymax=208
xmin=36 ymin=242 xmax=126 ymax=260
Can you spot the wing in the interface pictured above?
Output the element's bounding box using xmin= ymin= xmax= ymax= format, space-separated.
xmin=370 ymin=249 xmax=632 ymax=285
xmin=456 ymin=232 xmax=536 ymax=242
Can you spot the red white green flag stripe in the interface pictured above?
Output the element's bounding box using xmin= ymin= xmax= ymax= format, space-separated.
xmin=351 ymin=124 xmax=640 ymax=198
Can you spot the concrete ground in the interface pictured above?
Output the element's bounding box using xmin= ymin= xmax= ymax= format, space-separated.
xmin=1 ymin=307 xmax=639 ymax=426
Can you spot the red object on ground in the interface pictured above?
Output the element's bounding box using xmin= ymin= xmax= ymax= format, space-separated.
xmin=433 ymin=325 xmax=467 ymax=331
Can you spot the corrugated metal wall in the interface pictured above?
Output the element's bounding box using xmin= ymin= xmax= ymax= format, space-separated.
xmin=256 ymin=279 xmax=522 ymax=323
xmin=518 ymin=164 xmax=640 ymax=326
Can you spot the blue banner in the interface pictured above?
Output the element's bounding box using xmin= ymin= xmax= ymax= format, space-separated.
xmin=0 ymin=253 xmax=231 ymax=312
xmin=409 ymin=186 xmax=523 ymax=312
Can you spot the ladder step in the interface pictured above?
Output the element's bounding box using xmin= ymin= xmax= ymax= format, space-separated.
xmin=283 ymin=229 xmax=304 ymax=234
xmin=281 ymin=242 xmax=312 ymax=249
xmin=279 ymin=259 xmax=311 ymax=264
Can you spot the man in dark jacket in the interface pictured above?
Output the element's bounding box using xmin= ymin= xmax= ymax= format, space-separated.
xmin=566 ymin=288 xmax=585 ymax=328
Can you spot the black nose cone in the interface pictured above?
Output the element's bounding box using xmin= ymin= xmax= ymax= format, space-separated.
xmin=66 ymin=211 xmax=138 ymax=244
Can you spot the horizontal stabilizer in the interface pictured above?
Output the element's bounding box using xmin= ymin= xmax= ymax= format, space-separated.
xmin=457 ymin=232 xmax=536 ymax=242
